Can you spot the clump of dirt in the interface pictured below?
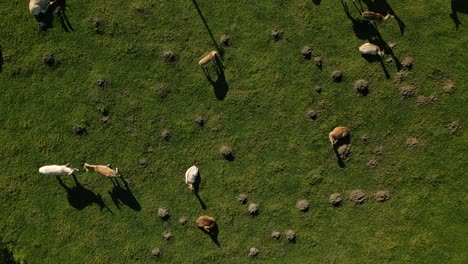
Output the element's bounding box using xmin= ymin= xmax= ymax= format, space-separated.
xmin=100 ymin=116 xmax=110 ymax=125
xmin=301 ymin=46 xmax=313 ymax=60
xmin=156 ymin=85 xmax=170 ymax=98
xmin=399 ymin=85 xmax=417 ymax=98
xmin=219 ymin=33 xmax=230 ymax=46
xmin=220 ymin=145 xmax=234 ymax=160
xmin=416 ymin=95 xmax=438 ymax=106
xmin=127 ymin=116 xmax=135 ymax=123
xmin=139 ymin=158 xmax=148 ymax=167
xmin=361 ymin=134 xmax=369 ymax=143
xmin=386 ymin=57 xmax=394 ymax=65
xmin=285 ymin=230 xmax=296 ymax=242
xmin=372 ymin=145 xmax=384 ymax=156
xmin=163 ymin=51 xmax=176 ymax=63
xmin=394 ymin=71 xmax=409 ymax=84
xmin=317 ymin=100 xmax=327 ymax=109
xmin=42 ymin=52 xmax=55 ymax=66
xmin=161 ymin=130 xmax=172 ymax=141
xmin=329 ymin=193 xmax=342 ymax=206
xmin=271 ymin=230 xmax=281 ymax=240
xmin=406 ymin=137 xmax=419 ymax=147
xmin=72 ymin=124 xmax=87 ymax=135
xmin=349 ymin=189 xmax=367 ymax=204
xmin=123 ymin=90 xmax=130 ymax=97
xmin=331 ymin=70 xmax=343 ymax=82
xmin=271 ymin=29 xmax=284 ymax=41
xmin=310 ymin=174 xmax=322 ymax=186
xmin=315 ymin=85 xmax=322 ymax=93
xmin=367 ymin=158 xmax=378 ymax=169
xmin=96 ymin=78 xmax=108 ymax=88
xmin=447 ymin=120 xmax=461 ymax=134
xmin=127 ymin=127 xmax=134 ymax=134
xmin=237 ymin=193 xmax=248 ymax=204
xmin=388 ymin=41 xmax=397 ymax=49
xmin=375 ymin=190 xmax=391 ymax=202
xmin=195 ymin=116 xmax=205 ymax=126
xmin=2 ymin=53 xmax=11 ymax=62
xmin=296 ymin=200 xmax=309 ymax=212
xmin=151 ymin=247 xmax=161 ymax=257
xmin=147 ymin=147 xmax=155 ymax=153
xmin=92 ymin=17 xmax=105 ymax=34
xmin=442 ymin=80 xmax=456 ymax=94
xmin=402 ymin=57 xmax=414 ymax=70
xmin=305 ymin=109 xmax=318 ymax=121
xmin=248 ymin=247 xmax=259 ymax=257
xmin=337 ymin=144 xmax=352 ymax=160
xmin=248 ymin=203 xmax=259 ymax=216
xmin=314 ymin=56 xmax=323 ymax=69
xmin=158 ymin=208 xmax=170 ymax=220
xmin=163 ymin=231 xmax=173 ymax=240
xmin=179 ymin=217 xmax=187 ymax=225
xmin=353 ymin=79 xmax=369 ymax=96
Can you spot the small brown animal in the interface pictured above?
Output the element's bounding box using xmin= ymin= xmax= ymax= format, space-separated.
xmin=361 ymin=11 xmax=394 ymax=24
xmin=196 ymin=215 xmax=216 ymax=232
xmin=329 ymin=126 xmax=350 ymax=145
xmin=83 ymin=163 xmax=119 ymax=178
xmin=198 ymin=51 xmax=218 ymax=67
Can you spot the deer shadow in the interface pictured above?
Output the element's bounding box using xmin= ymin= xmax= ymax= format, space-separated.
xmin=108 ymin=177 xmax=141 ymax=211
xmin=361 ymin=51 xmax=391 ymax=79
xmin=0 ymin=45 xmax=3 ymax=73
xmin=312 ymin=0 xmax=322 ymax=5
xmin=203 ymin=56 xmax=229 ymax=100
xmin=198 ymin=223 xmax=220 ymax=247
xmin=191 ymin=171 xmax=207 ymax=210
xmin=361 ymin=0 xmax=406 ymax=35
xmin=34 ymin=0 xmax=73 ymax=32
xmin=192 ymin=0 xmax=224 ymax=57
xmin=332 ymin=134 xmax=351 ymax=168
xmin=341 ymin=0 xmax=380 ymax=40
xmin=451 ymin=0 xmax=468 ymax=30
xmin=56 ymin=175 xmax=111 ymax=212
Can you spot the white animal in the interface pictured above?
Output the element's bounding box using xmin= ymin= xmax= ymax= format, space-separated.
xmin=29 ymin=0 xmax=52 ymax=16
xmin=359 ymin=43 xmax=384 ymax=57
xmin=329 ymin=126 xmax=350 ymax=145
xmin=185 ymin=165 xmax=199 ymax=192
xmin=39 ymin=163 xmax=78 ymax=176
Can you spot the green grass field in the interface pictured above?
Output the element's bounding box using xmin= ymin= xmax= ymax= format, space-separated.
xmin=0 ymin=0 xmax=467 ymax=263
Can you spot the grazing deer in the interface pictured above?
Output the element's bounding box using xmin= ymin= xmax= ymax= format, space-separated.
xmin=329 ymin=126 xmax=350 ymax=145
xmin=196 ymin=215 xmax=216 ymax=232
xmin=185 ymin=165 xmax=199 ymax=192
xmin=83 ymin=163 xmax=120 ymax=178
xmin=198 ymin=50 xmax=218 ymax=67
xmin=361 ymin=11 xmax=394 ymax=24
xmin=39 ymin=163 xmax=78 ymax=176
xmin=359 ymin=43 xmax=384 ymax=57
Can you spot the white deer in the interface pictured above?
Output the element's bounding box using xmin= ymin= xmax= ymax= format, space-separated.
xmin=39 ymin=163 xmax=78 ymax=175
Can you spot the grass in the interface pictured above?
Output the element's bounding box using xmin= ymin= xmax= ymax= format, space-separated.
xmin=0 ymin=0 xmax=467 ymax=263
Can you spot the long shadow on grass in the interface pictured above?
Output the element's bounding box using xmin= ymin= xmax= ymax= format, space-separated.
xmin=332 ymin=134 xmax=351 ymax=168
xmin=0 ymin=45 xmax=3 ymax=73
xmin=361 ymin=0 xmax=406 ymax=35
xmin=192 ymin=172 xmax=207 ymax=209
xmin=450 ymin=0 xmax=468 ymax=30
xmin=56 ymin=175 xmax=111 ymax=212
xmin=33 ymin=0 xmax=73 ymax=32
xmin=54 ymin=0 xmax=74 ymax=32
xmin=199 ymin=223 xmax=220 ymax=247
xmin=192 ymin=0 xmax=224 ymax=56
xmin=203 ymin=55 xmax=228 ymax=100
xmin=108 ymin=177 xmax=141 ymax=211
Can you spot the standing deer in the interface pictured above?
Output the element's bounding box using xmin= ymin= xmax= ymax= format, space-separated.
xmin=83 ymin=163 xmax=120 ymax=178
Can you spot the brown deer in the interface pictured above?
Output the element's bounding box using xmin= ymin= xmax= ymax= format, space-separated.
xmin=83 ymin=163 xmax=120 ymax=178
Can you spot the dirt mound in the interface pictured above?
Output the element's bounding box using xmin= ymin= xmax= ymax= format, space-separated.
xmin=402 ymin=57 xmax=414 ymax=70
xmin=161 ymin=130 xmax=172 ymax=141
xmin=361 ymin=134 xmax=369 ymax=143
xmin=349 ymin=189 xmax=367 ymax=204
xmin=416 ymin=95 xmax=438 ymax=106
xmin=285 ymin=230 xmax=296 ymax=242
xmin=158 ymin=208 xmax=170 ymax=220
xmin=337 ymin=144 xmax=352 ymax=160
xmin=447 ymin=120 xmax=461 ymax=134
xmin=219 ymin=33 xmax=230 ymax=46
xmin=442 ymin=80 xmax=456 ymax=94
xmin=367 ymin=158 xmax=378 ymax=169
xmin=271 ymin=230 xmax=281 ymax=240
xmin=399 ymin=85 xmax=417 ymax=98
xmin=163 ymin=51 xmax=176 ymax=63
xmin=139 ymin=159 xmax=148 ymax=167
xmin=331 ymin=70 xmax=343 ymax=82
xmin=296 ymin=200 xmax=309 ymax=212
xmin=317 ymin=100 xmax=327 ymax=109
xmin=100 ymin=116 xmax=110 ymax=125
xmin=151 ymin=247 xmax=161 ymax=257
xmin=305 ymin=109 xmax=318 ymax=121
xmin=375 ymin=190 xmax=391 ymax=202
xmin=314 ymin=56 xmax=323 ymax=68
xmin=43 ymin=52 xmax=55 ymax=66
xmin=394 ymin=71 xmax=409 ymax=84
xmin=220 ymin=145 xmax=234 ymax=160
xmin=248 ymin=247 xmax=259 ymax=257
xmin=237 ymin=193 xmax=248 ymax=204
xmin=163 ymin=231 xmax=173 ymax=240
xmin=372 ymin=145 xmax=384 ymax=156
xmin=248 ymin=203 xmax=259 ymax=216
xmin=271 ymin=29 xmax=284 ymax=41
xmin=195 ymin=116 xmax=205 ymax=126
xmin=315 ymin=85 xmax=322 ymax=93
xmin=179 ymin=217 xmax=187 ymax=225
xmin=301 ymin=46 xmax=313 ymax=60
xmin=96 ymin=78 xmax=108 ymax=88
xmin=92 ymin=17 xmax=105 ymax=34
xmin=310 ymin=174 xmax=322 ymax=186
xmin=156 ymin=85 xmax=170 ymax=98
xmin=353 ymin=79 xmax=369 ymax=96
xmin=329 ymin=193 xmax=342 ymax=206
xmin=406 ymin=137 xmax=419 ymax=147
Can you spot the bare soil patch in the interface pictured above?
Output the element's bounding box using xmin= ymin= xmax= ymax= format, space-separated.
xmin=394 ymin=71 xmax=409 ymax=84
xmin=406 ymin=137 xmax=419 ymax=147
xmin=305 ymin=109 xmax=318 ymax=121
xmin=442 ymin=80 xmax=456 ymax=94
xmin=271 ymin=29 xmax=284 ymax=41
xmin=375 ymin=190 xmax=391 ymax=202
xmin=296 ymin=199 xmax=309 ymax=212
xmin=331 ymin=70 xmax=343 ymax=82
xmin=349 ymin=189 xmax=367 ymax=204
xmin=367 ymin=158 xmax=378 ymax=169
xmin=219 ymin=33 xmax=230 ymax=46
xmin=248 ymin=203 xmax=259 ymax=216
xmin=237 ymin=193 xmax=248 ymax=204
xmin=402 ymin=57 xmax=414 ymax=70
xmin=353 ymin=79 xmax=369 ymax=96
xmin=271 ymin=230 xmax=281 ymax=240
xmin=301 ymin=46 xmax=313 ymax=60
xmin=399 ymin=85 xmax=417 ymax=98
xmin=329 ymin=193 xmax=342 ymax=206
xmin=447 ymin=120 xmax=461 ymax=134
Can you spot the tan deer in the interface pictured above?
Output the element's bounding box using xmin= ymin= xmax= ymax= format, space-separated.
xmin=196 ymin=215 xmax=216 ymax=232
xmin=361 ymin=11 xmax=394 ymax=24
xmin=329 ymin=126 xmax=350 ymax=145
xmin=83 ymin=163 xmax=119 ymax=178
xmin=198 ymin=50 xmax=218 ymax=67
